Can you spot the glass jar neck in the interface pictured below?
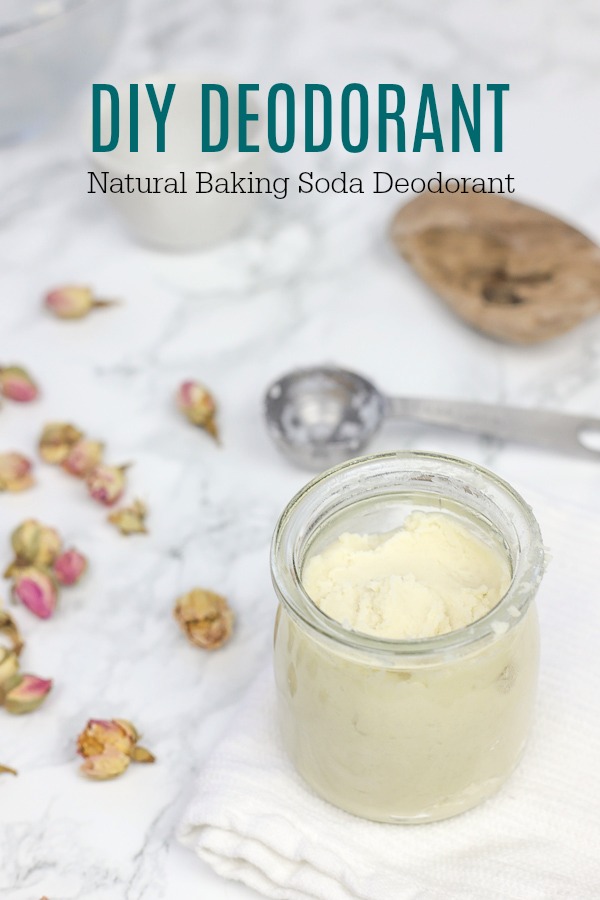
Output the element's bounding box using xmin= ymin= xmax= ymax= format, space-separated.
xmin=271 ymin=451 xmax=545 ymax=661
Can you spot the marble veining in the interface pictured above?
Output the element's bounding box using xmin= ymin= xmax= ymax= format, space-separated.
xmin=2 ymin=0 xmax=600 ymax=897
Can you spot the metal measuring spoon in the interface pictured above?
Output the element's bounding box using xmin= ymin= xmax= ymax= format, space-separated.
xmin=264 ymin=365 xmax=600 ymax=470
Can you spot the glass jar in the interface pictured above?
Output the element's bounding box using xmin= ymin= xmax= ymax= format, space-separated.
xmin=271 ymin=452 xmax=545 ymax=824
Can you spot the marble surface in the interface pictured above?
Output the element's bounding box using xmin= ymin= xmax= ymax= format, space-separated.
xmin=2 ymin=0 xmax=600 ymax=897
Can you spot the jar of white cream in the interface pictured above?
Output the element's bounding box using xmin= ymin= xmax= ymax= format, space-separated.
xmin=271 ymin=452 xmax=545 ymax=823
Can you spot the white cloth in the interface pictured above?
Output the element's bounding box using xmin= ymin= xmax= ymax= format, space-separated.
xmin=178 ymin=494 xmax=600 ymax=900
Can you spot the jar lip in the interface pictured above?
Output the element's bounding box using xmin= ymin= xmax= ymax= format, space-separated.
xmin=270 ymin=451 xmax=545 ymax=658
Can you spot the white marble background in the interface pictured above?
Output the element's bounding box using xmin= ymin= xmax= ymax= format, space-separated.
xmin=1 ymin=0 xmax=600 ymax=898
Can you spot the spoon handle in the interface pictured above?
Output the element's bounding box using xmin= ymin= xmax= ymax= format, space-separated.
xmin=387 ymin=396 xmax=600 ymax=461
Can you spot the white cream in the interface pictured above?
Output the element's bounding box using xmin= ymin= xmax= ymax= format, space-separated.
xmin=275 ymin=510 xmax=538 ymax=822
xmin=275 ymin=606 xmax=539 ymax=822
xmin=302 ymin=512 xmax=512 ymax=639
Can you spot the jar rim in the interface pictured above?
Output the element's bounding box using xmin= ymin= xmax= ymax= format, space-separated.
xmin=270 ymin=451 xmax=545 ymax=659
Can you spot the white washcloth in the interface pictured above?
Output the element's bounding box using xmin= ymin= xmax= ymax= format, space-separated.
xmin=178 ymin=495 xmax=600 ymax=900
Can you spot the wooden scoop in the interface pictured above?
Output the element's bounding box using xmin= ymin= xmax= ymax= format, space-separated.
xmin=391 ymin=191 xmax=600 ymax=344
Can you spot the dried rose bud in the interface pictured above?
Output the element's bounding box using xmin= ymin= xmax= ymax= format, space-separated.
xmin=0 ymin=648 xmax=19 ymax=686
xmin=174 ymin=588 xmax=234 ymax=650
xmin=39 ymin=422 xmax=84 ymax=464
xmin=2 ymin=674 xmax=52 ymax=714
xmin=62 ymin=439 xmax=104 ymax=478
xmin=108 ymin=500 xmax=148 ymax=535
xmin=12 ymin=568 xmax=58 ymax=620
xmin=0 ymin=610 xmax=24 ymax=656
xmin=0 ymin=365 xmax=38 ymax=402
xmin=78 ymin=718 xmax=136 ymax=756
xmin=10 ymin=519 xmax=62 ymax=568
xmin=0 ymin=764 xmax=17 ymax=776
xmin=86 ymin=464 xmax=128 ymax=506
xmin=44 ymin=285 xmax=116 ymax=320
xmin=80 ymin=748 xmax=131 ymax=780
xmin=176 ymin=380 xmax=219 ymax=441
xmin=53 ymin=548 xmax=87 ymax=586
xmin=0 ymin=452 xmax=34 ymax=492
xmin=77 ymin=718 xmax=155 ymax=780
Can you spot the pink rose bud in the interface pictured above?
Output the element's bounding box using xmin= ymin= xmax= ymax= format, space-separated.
xmin=10 ymin=519 xmax=62 ymax=567
xmin=0 ymin=365 xmax=39 ymax=402
xmin=176 ymin=380 xmax=219 ymax=441
xmin=39 ymin=422 xmax=84 ymax=464
xmin=3 ymin=674 xmax=52 ymax=714
xmin=53 ymin=548 xmax=87 ymax=586
xmin=174 ymin=588 xmax=234 ymax=650
xmin=62 ymin=439 xmax=104 ymax=478
xmin=77 ymin=717 xmax=154 ymax=779
xmin=107 ymin=499 xmax=148 ymax=535
xmin=44 ymin=285 xmax=115 ymax=320
xmin=12 ymin=567 xmax=58 ymax=619
xmin=86 ymin=464 xmax=128 ymax=506
xmin=0 ymin=452 xmax=34 ymax=492
xmin=79 ymin=749 xmax=131 ymax=780
xmin=78 ymin=718 xmax=137 ymax=756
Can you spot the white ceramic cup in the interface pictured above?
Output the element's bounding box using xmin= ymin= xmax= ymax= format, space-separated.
xmin=87 ymin=74 xmax=268 ymax=251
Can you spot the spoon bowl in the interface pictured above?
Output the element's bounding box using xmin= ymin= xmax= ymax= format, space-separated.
xmin=265 ymin=364 xmax=600 ymax=469
xmin=264 ymin=366 xmax=386 ymax=470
